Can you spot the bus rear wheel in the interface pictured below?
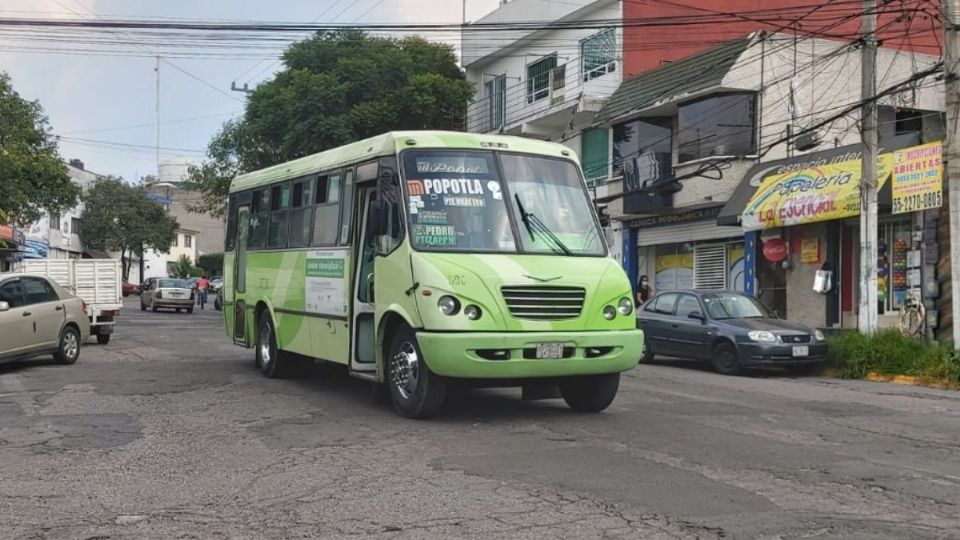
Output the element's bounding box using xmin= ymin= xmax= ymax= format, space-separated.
xmin=560 ymin=373 xmax=620 ymax=413
xmin=387 ymin=325 xmax=447 ymax=419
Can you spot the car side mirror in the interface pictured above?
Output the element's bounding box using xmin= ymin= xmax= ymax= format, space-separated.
xmin=688 ymin=311 xmax=705 ymax=322
xmin=0 ymin=301 xmax=9 ymax=312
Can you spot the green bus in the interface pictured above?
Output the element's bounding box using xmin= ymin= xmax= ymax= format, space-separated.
xmin=222 ymin=131 xmax=643 ymax=418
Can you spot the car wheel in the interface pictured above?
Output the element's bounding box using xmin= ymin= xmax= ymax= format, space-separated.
xmin=151 ymin=304 xmax=158 ymax=313
xmin=53 ymin=326 xmax=81 ymax=365
xmin=640 ymin=336 xmax=655 ymax=363
xmin=387 ymin=325 xmax=447 ymax=419
xmin=96 ymin=333 xmax=111 ymax=345
xmin=711 ymin=341 xmax=742 ymax=375
xmin=560 ymin=373 xmax=620 ymax=413
xmin=187 ymin=306 xmax=194 ymax=314
xmin=256 ymin=313 xmax=286 ymax=378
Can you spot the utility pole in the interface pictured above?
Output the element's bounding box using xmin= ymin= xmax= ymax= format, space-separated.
xmin=155 ymin=54 xmax=160 ymax=182
xmin=945 ymin=0 xmax=960 ymax=346
xmin=858 ymin=0 xmax=879 ymax=334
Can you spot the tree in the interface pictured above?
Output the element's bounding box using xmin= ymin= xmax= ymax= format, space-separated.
xmin=171 ymin=255 xmax=194 ymax=279
xmin=197 ymin=252 xmax=223 ymax=276
xmin=185 ymin=30 xmax=473 ymax=217
xmin=80 ymin=178 xmax=179 ymax=280
xmin=0 ymin=73 xmax=80 ymax=222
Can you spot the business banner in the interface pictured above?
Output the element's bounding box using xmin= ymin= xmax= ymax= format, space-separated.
xmin=892 ymin=142 xmax=943 ymax=214
xmin=742 ymin=153 xmax=894 ymax=230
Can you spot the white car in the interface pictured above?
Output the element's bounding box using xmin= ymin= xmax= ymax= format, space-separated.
xmin=0 ymin=273 xmax=89 ymax=365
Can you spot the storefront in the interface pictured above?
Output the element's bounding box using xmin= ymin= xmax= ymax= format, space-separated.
xmin=622 ymin=205 xmax=746 ymax=296
xmin=0 ymin=223 xmax=26 ymax=272
xmin=719 ymin=136 xmax=942 ymax=331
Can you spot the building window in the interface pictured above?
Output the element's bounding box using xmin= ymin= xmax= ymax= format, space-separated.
xmin=581 ymin=128 xmax=609 ymax=185
xmin=527 ymin=54 xmax=557 ymax=103
xmin=484 ymin=74 xmax=506 ymax=131
xmin=581 ymin=28 xmax=616 ymax=81
xmin=678 ymin=93 xmax=756 ymax=163
xmin=71 ymin=218 xmax=81 ymax=236
xmin=172 ymin=234 xmax=178 ymax=247
xmin=613 ymin=117 xmax=672 ymax=192
xmin=184 ymin=234 xmax=193 ymax=248
xmin=50 ymin=213 xmax=60 ymax=231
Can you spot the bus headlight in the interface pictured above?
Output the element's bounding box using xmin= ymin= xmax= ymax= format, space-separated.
xmin=438 ymin=295 xmax=460 ymax=316
xmin=464 ymin=305 xmax=482 ymax=320
xmin=618 ymin=297 xmax=633 ymax=316
xmin=603 ymin=305 xmax=616 ymax=320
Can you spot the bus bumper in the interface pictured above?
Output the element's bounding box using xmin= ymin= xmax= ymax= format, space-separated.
xmin=415 ymin=330 xmax=644 ymax=379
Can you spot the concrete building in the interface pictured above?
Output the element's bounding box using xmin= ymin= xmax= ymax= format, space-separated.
xmin=146 ymin=157 xmax=225 ymax=258
xmin=597 ymin=32 xmax=942 ymax=331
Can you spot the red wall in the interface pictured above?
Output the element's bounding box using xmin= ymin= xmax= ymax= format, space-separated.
xmin=623 ymin=0 xmax=941 ymax=77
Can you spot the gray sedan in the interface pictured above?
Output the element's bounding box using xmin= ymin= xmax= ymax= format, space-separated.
xmin=637 ymin=290 xmax=827 ymax=375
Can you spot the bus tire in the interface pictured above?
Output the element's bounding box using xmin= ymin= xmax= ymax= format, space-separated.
xmin=387 ymin=325 xmax=447 ymax=419
xmin=256 ymin=312 xmax=286 ymax=379
xmin=560 ymin=373 xmax=620 ymax=413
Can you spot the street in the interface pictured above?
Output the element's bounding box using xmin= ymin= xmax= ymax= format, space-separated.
xmin=1 ymin=297 xmax=959 ymax=539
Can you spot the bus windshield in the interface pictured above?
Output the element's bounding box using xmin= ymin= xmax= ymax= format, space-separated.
xmin=401 ymin=150 xmax=605 ymax=256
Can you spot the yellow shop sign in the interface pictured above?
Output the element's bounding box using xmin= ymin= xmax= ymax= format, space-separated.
xmin=741 ymin=153 xmax=894 ymax=231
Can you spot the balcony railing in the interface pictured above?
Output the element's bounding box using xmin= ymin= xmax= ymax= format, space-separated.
xmin=466 ymin=60 xmax=620 ymax=134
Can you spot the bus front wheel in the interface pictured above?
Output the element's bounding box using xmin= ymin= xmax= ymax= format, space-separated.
xmin=560 ymin=373 xmax=620 ymax=413
xmin=256 ymin=313 xmax=286 ymax=379
xmin=387 ymin=325 xmax=447 ymax=419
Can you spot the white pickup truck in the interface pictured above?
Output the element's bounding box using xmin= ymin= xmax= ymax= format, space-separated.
xmin=16 ymin=259 xmax=122 ymax=344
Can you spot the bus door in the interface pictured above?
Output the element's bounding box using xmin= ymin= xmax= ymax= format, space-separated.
xmin=351 ymin=186 xmax=377 ymax=372
xmin=233 ymin=205 xmax=250 ymax=346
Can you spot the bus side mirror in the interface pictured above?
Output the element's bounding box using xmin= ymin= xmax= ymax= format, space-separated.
xmin=367 ymin=199 xmax=388 ymax=237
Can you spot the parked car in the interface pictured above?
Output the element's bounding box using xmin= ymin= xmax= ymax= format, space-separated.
xmin=636 ymin=290 xmax=827 ymax=375
xmin=214 ymin=292 xmax=223 ymax=312
xmin=122 ymin=281 xmax=140 ymax=297
xmin=0 ymin=273 xmax=89 ymax=365
xmin=140 ymin=278 xmax=195 ymax=313
xmin=138 ymin=278 xmax=157 ymax=295
xmin=186 ymin=277 xmax=199 ymax=290
xmin=209 ymin=277 xmax=223 ymax=293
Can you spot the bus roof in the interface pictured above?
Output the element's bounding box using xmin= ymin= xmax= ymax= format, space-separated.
xmin=230 ymin=131 xmax=579 ymax=193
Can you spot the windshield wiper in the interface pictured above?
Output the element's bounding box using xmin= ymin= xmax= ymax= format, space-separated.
xmin=514 ymin=194 xmax=572 ymax=256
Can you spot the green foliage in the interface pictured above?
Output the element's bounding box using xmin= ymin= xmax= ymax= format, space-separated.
xmin=185 ymin=30 xmax=473 ymax=217
xmin=196 ymin=252 xmax=223 ymax=276
xmin=0 ymin=73 xmax=80 ymax=222
xmin=190 ymin=267 xmax=203 ymax=278
xmin=81 ymin=177 xmax=179 ymax=280
xmin=827 ymin=330 xmax=960 ymax=384
xmin=171 ymin=255 xmax=194 ymax=279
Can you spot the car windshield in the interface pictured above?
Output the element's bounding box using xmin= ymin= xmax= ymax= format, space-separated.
xmin=702 ymin=293 xmax=772 ymax=319
xmin=401 ymin=150 xmax=605 ymax=255
xmin=159 ymin=279 xmax=189 ymax=289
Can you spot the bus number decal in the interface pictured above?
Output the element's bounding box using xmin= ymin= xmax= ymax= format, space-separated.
xmin=448 ymin=274 xmax=467 ymax=287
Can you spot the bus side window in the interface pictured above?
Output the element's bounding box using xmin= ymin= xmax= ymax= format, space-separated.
xmin=339 ymin=170 xmax=354 ymax=246
xmin=225 ymin=194 xmax=238 ymax=251
xmin=377 ymin=183 xmax=403 ymax=254
xmin=248 ymin=189 xmax=270 ymax=249
xmin=288 ymin=177 xmax=314 ymax=248
xmin=268 ymin=183 xmax=291 ymax=249
xmin=312 ymin=174 xmax=341 ymax=246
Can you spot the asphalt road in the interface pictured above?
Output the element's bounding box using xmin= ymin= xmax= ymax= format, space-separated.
xmin=2 ymin=297 xmax=960 ymax=539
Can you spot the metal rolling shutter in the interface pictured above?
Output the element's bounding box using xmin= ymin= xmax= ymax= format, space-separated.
xmin=694 ymin=244 xmax=727 ymax=289
xmin=635 ymin=222 xmax=742 ymax=247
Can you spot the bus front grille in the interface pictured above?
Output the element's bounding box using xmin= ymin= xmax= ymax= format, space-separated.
xmin=501 ymin=286 xmax=586 ymax=320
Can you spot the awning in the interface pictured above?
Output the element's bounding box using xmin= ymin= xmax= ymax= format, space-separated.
xmin=718 ymin=133 xmax=920 ymax=228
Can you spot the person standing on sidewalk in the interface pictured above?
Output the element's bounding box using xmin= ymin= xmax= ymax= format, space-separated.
xmin=196 ymin=275 xmax=210 ymax=310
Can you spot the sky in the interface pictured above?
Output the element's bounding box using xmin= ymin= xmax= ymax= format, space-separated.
xmin=1 ymin=0 xmax=501 ymax=182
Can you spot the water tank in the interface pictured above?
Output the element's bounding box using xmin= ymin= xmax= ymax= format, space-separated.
xmin=157 ymin=157 xmax=198 ymax=185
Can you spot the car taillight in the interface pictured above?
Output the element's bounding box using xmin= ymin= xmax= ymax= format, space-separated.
xmin=156 ymin=291 xmax=162 ymax=299
xmin=82 ymin=301 xmax=89 ymax=316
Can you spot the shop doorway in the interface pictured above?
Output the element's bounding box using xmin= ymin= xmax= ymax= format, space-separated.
xmin=757 ymin=238 xmax=788 ymax=318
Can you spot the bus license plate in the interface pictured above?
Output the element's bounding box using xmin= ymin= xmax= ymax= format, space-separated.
xmin=792 ymin=346 xmax=809 ymax=357
xmin=536 ymin=343 xmax=564 ymax=359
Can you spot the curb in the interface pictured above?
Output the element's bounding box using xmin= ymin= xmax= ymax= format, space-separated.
xmin=821 ymin=368 xmax=957 ymax=390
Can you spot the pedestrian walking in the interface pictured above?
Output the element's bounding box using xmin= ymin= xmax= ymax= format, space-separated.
xmin=197 ymin=275 xmax=210 ymax=310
